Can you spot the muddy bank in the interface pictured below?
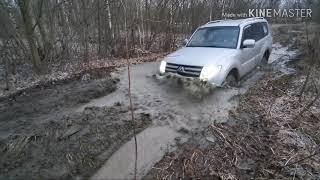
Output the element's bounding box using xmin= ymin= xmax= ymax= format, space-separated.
xmin=0 ymin=53 xmax=166 ymax=98
xmin=0 ymin=66 xmax=116 ymax=101
xmin=0 ymin=105 xmax=151 ymax=179
xmin=0 ymin=67 xmax=154 ymax=179
xmin=0 ymin=67 xmax=118 ymax=138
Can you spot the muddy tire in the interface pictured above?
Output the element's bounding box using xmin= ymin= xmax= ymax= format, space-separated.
xmin=260 ymin=55 xmax=268 ymax=65
xmin=223 ymin=74 xmax=238 ymax=87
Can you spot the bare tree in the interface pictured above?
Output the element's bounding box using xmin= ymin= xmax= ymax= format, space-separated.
xmin=106 ymin=0 xmax=114 ymax=40
xmin=0 ymin=0 xmax=316 ymax=80
xmin=17 ymin=0 xmax=42 ymax=72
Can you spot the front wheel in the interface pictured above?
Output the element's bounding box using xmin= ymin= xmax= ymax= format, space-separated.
xmin=260 ymin=55 xmax=268 ymax=65
xmin=223 ymin=74 xmax=238 ymax=87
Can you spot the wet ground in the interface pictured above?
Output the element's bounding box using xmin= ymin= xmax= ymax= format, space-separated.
xmin=0 ymin=24 xmax=306 ymax=179
xmin=0 ymin=68 xmax=152 ymax=179
xmin=77 ymin=43 xmax=298 ymax=179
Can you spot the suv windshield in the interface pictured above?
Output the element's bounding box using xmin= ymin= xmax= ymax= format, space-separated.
xmin=187 ymin=26 xmax=240 ymax=49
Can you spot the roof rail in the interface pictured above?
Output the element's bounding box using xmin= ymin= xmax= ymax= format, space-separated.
xmin=206 ymin=19 xmax=232 ymax=24
xmin=252 ymin=17 xmax=264 ymax=19
xmin=239 ymin=17 xmax=265 ymax=25
xmin=244 ymin=17 xmax=265 ymax=22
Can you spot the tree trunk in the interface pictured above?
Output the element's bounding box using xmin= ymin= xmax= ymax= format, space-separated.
xmin=106 ymin=0 xmax=114 ymax=39
xmin=97 ymin=0 xmax=101 ymax=56
xmin=81 ymin=0 xmax=89 ymax=61
xmin=18 ymin=0 xmax=42 ymax=72
xmin=37 ymin=0 xmax=51 ymax=62
xmin=140 ymin=0 xmax=145 ymax=48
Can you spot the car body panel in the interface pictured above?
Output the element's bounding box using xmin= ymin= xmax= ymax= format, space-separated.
xmin=166 ymin=47 xmax=238 ymax=67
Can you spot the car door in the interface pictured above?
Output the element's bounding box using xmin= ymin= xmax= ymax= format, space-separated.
xmin=257 ymin=22 xmax=271 ymax=63
xmin=253 ymin=23 xmax=266 ymax=65
xmin=239 ymin=23 xmax=262 ymax=75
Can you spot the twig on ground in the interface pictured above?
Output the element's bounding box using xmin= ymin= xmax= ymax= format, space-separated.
xmin=275 ymin=87 xmax=320 ymax=121
xmin=282 ymin=151 xmax=320 ymax=170
xmin=284 ymin=153 xmax=298 ymax=166
xmin=296 ymin=79 xmax=319 ymax=118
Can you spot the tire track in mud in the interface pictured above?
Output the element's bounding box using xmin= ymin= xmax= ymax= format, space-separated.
xmin=79 ymin=44 xmax=298 ymax=179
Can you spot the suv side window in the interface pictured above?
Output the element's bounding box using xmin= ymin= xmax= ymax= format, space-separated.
xmin=261 ymin=22 xmax=269 ymax=37
xmin=242 ymin=23 xmax=265 ymax=42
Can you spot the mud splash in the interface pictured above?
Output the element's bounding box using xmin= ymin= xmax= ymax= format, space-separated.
xmin=79 ymin=44 xmax=298 ymax=179
xmin=79 ymin=62 xmax=242 ymax=129
xmin=269 ymin=42 xmax=298 ymax=74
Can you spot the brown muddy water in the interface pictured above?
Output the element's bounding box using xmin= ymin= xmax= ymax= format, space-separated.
xmin=76 ymin=44 xmax=298 ymax=179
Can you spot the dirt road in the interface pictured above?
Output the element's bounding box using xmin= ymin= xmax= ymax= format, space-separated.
xmin=0 ymin=24 xmax=304 ymax=180
xmin=81 ymin=43 xmax=298 ymax=179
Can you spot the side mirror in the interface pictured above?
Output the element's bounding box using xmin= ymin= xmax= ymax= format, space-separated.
xmin=242 ymin=39 xmax=255 ymax=48
xmin=182 ymin=39 xmax=189 ymax=46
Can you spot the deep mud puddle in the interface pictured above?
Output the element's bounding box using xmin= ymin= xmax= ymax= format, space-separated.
xmin=78 ymin=43 xmax=299 ymax=179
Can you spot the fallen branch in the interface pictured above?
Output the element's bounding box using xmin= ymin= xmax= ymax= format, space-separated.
xmin=296 ymin=80 xmax=319 ymax=118
xmin=275 ymin=150 xmax=320 ymax=175
xmin=275 ymin=87 xmax=320 ymax=122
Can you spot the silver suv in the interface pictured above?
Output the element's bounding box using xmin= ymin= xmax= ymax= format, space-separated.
xmin=159 ymin=17 xmax=272 ymax=86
